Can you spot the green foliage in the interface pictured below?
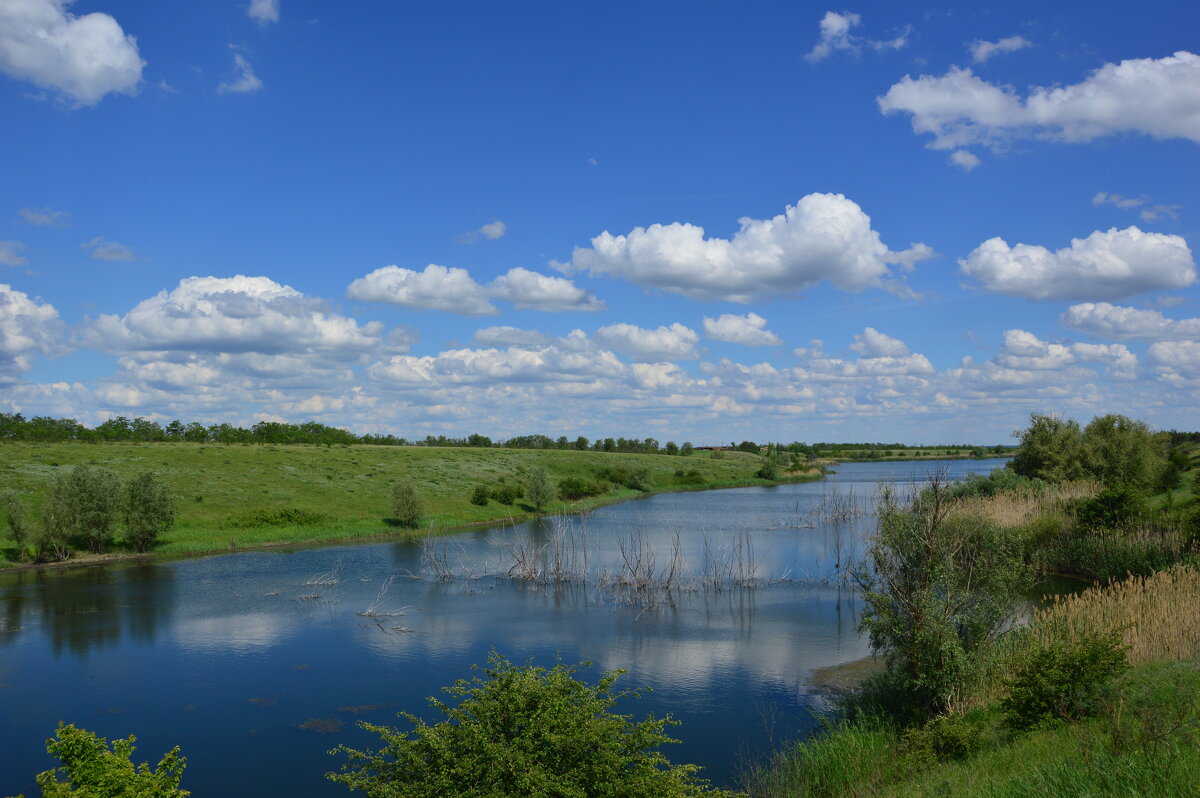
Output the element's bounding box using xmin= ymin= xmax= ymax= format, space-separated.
xmin=2 ymin=488 xmax=30 ymax=560
xmin=1072 ymin=485 xmax=1144 ymax=532
xmin=742 ymin=716 xmax=895 ymax=798
xmin=1080 ymin=414 xmax=1168 ymax=491
xmin=596 ymin=465 xmax=652 ymax=492
xmin=232 ymin=508 xmax=327 ymax=528
xmin=854 ymin=480 xmax=1030 ymax=717
xmin=1010 ymin=413 xmax=1170 ymax=491
xmin=680 ymin=442 xmax=694 ymax=457
xmin=62 ymin=464 xmax=121 ymax=553
xmin=327 ymin=652 xmax=737 ymax=798
xmin=525 ymin=467 xmax=555 ymax=512
xmin=1008 ymin=414 xmax=1085 ymax=483
xmin=673 ymin=469 xmax=706 ymax=486
xmin=31 ymin=722 xmax=188 ymax=796
xmin=490 ymin=483 xmax=523 ymax=506
xmin=1001 ymin=631 xmax=1129 ymax=731
xmin=1104 ymin=661 xmax=1200 ymax=764
xmin=557 ymin=476 xmax=605 ymax=500
xmin=901 ymin=712 xmax=987 ymax=764
xmin=946 ymin=468 xmax=1044 ymax=500
xmin=124 ymin=472 xmax=176 ymax=553
xmin=756 ymin=458 xmax=779 ymax=481
xmin=390 ymin=480 xmax=425 ymax=528
xmin=469 ymin=484 xmax=490 ymax=506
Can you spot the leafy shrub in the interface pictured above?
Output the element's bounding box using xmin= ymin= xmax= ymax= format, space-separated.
xmin=597 ymin=465 xmax=652 ymax=492
xmin=327 ymin=652 xmax=736 ymax=797
xmin=674 ymin=469 xmax=706 ymax=486
xmin=232 ymin=508 xmax=327 ymax=528
xmin=490 ymin=483 xmax=523 ymax=505
xmin=59 ymin=464 xmax=121 ymax=553
xmin=390 ymin=479 xmax=425 ymax=528
xmin=469 ymin=484 xmax=490 ymax=506
xmin=946 ymin=468 xmax=1045 ymax=500
xmin=33 ymin=722 xmax=189 ymax=797
xmin=557 ymin=476 xmax=604 ymax=501
xmin=901 ymin=712 xmax=986 ymax=764
xmin=1073 ymin=485 xmax=1145 ymax=532
xmin=1001 ymin=630 xmax=1129 ymax=730
xmin=124 ymin=471 xmax=176 ymax=552
xmin=756 ymin=458 xmax=779 ymax=480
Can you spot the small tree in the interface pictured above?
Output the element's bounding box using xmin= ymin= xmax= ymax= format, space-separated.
xmin=680 ymin=442 xmax=694 ymax=456
xmin=63 ymin=464 xmax=121 ymax=553
xmin=390 ymin=480 xmax=425 ymax=528
xmin=854 ymin=477 xmax=1029 ymax=717
xmin=124 ymin=472 xmax=177 ymax=553
xmin=33 ymin=722 xmax=189 ymax=796
xmin=38 ymin=473 xmax=74 ymax=562
xmin=469 ymin=484 xmax=490 ymax=506
xmin=1008 ymin=413 xmax=1085 ymax=483
xmin=2 ymin=489 xmax=30 ymax=561
xmin=525 ymin=467 xmax=555 ymax=512
xmin=327 ymin=653 xmax=736 ymax=798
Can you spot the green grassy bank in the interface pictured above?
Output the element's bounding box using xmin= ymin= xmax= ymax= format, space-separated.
xmin=0 ymin=441 xmax=819 ymax=568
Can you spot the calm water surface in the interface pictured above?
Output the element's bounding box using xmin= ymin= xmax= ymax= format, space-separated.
xmin=0 ymin=459 xmax=1006 ymax=795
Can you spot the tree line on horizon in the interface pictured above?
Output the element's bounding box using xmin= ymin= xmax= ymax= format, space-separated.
xmin=0 ymin=412 xmax=1074 ymax=456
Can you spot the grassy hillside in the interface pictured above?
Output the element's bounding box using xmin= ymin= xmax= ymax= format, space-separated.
xmin=0 ymin=441 xmax=817 ymax=566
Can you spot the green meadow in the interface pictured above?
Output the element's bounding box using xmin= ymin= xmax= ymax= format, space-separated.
xmin=0 ymin=441 xmax=816 ymax=567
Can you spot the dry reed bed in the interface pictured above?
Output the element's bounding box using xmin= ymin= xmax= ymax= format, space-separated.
xmin=953 ymin=563 xmax=1200 ymax=712
xmin=1032 ymin=563 xmax=1200 ymax=664
xmin=953 ymin=481 xmax=1098 ymax=528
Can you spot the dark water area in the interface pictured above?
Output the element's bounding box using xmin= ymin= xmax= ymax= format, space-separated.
xmin=0 ymin=459 xmax=1007 ymax=795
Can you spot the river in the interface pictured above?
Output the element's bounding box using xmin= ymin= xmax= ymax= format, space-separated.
xmin=0 ymin=458 xmax=1007 ymax=795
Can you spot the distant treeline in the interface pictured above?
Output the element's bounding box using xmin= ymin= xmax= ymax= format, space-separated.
xmin=0 ymin=413 xmax=704 ymax=454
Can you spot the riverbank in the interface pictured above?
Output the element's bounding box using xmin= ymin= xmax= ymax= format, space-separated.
xmin=0 ymin=441 xmax=822 ymax=570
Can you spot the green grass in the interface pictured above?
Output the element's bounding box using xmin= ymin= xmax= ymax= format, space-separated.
xmin=746 ymin=661 xmax=1200 ymax=798
xmin=0 ymin=441 xmax=818 ymax=567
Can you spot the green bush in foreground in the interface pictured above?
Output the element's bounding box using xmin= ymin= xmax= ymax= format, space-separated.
xmin=327 ymin=652 xmax=739 ymax=798
xmin=24 ymin=722 xmax=189 ymax=797
xmin=1001 ymin=630 xmax=1128 ymax=731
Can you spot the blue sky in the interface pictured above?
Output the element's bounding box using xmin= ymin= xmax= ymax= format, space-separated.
xmin=1 ymin=0 xmax=1197 ymax=444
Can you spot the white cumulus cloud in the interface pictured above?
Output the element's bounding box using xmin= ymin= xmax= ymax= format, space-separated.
xmin=489 ymin=267 xmax=604 ymax=312
xmin=558 ymin=193 xmax=933 ymax=303
xmin=959 ymin=226 xmax=1196 ymax=300
xmin=247 ymin=0 xmax=279 ymax=24
xmin=949 ymin=149 xmax=981 ymax=170
xmin=850 ymin=327 xmax=910 ymax=357
xmin=1 ymin=283 xmax=66 ymax=380
xmin=1061 ymin=302 xmax=1200 ymax=342
xmin=594 ymin=323 xmax=700 ymax=362
xmin=702 ymin=313 xmax=783 ymax=346
xmin=1147 ymin=340 xmax=1200 ymax=380
xmin=879 ymin=51 xmax=1200 ymax=163
xmin=0 ymin=0 xmax=144 ymax=107
xmin=969 ymin=36 xmax=1031 ymax=63
xmin=347 ymin=264 xmax=497 ymax=316
xmin=88 ymin=275 xmax=384 ymax=355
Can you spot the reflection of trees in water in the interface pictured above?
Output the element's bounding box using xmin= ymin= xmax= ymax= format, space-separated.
xmin=0 ymin=563 xmax=176 ymax=657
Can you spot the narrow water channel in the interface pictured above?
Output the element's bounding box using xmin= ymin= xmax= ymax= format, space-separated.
xmin=0 ymin=458 xmax=1007 ymax=795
